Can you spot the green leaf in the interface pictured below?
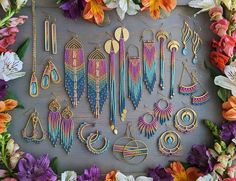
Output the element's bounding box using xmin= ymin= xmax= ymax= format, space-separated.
xmin=181 ymin=162 xmax=191 ymax=169
xmin=3 ymin=90 xmax=24 ymax=109
xmin=50 ymin=157 xmax=59 ymax=175
xmin=217 ymin=88 xmax=230 ymax=102
xmin=16 ymin=38 xmax=30 ymax=60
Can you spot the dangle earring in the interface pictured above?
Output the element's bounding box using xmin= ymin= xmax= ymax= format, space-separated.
xmin=142 ymin=29 xmax=157 ymax=94
xmin=192 ymin=31 xmax=202 ymax=64
xmin=114 ymin=26 xmax=129 ymax=122
xmin=48 ymin=95 xmax=61 ymax=146
xmin=22 ymin=108 xmax=46 ymax=143
xmin=104 ymin=36 xmax=119 ymax=135
xmin=174 ymin=107 xmax=198 ymax=133
xmin=168 ymin=40 xmax=180 ymax=99
xmin=127 ymin=45 xmax=142 ymax=109
xmin=60 ymin=106 xmax=74 ymax=154
xmin=64 ymin=35 xmax=85 ymax=108
xmin=191 ymin=73 xmax=209 ymax=105
xmin=156 ymin=31 xmax=169 ymax=90
xmin=44 ymin=15 xmax=50 ymax=52
xmin=179 ymin=62 xmax=197 ymax=95
xmin=87 ymin=46 xmax=108 ymax=118
xmin=51 ymin=18 xmax=57 ymax=55
xmin=158 ymin=130 xmax=182 ymax=156
xmin=181 ymin=21 xmax=192 ymax=56
xmin=153 ymin=98 xmax=173 ymax=125
xmin=138 ymin=112 xmax=158 ymax=139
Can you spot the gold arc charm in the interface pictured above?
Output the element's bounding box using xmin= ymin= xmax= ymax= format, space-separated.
xmin=104 ymin=39 xmax=119 ymax=54
xmin=115 ymin=27 xmax=129 ymax=41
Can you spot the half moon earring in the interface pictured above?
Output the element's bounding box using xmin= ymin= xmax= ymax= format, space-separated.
xmin=158 ymin=130 xmax=181 ymax=156
xmin=174 ymin=107 xmax=198 ymax=133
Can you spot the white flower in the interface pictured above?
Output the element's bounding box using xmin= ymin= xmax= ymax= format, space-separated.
xmin=188 ymin=0 xmax=220 ymax=16
xmin=214 ymin=61 xmax=236 ymax=96
xmin=115 ymin=171 xmax=153 ymax=181
xmin=103 ymin=0 xmax=140 ymax=20
xmin=0 ymin=0 xmax=11 ymax=12
xmin=0 ymin=52 xmax=26 ymax=81
xmin=196 ymin=174 xmax=214 ymax=181
xmin=16 ymin=0 xmax=27 ymax=9
xmin=61 ymin=171 xmax=77 ymax=181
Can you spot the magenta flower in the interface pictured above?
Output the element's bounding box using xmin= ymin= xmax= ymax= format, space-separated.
xmin=210 ymin=19 xmax=229 ymax=37
xmin=77 ymin=165 xmax=100 ymax=181
xmin=17 ymin=153 xmax=57 ymax=181
xmin=148 ymin=165 xmax=173 ymax=181
xmin=187 ymin=144 xmax=213 ymax=174
xmin=220 ymin=122 xmax=236 ymax=144
xmin=60 ymin=0 xmax=86 ymax=19
xmin=0 ymin=79 xmax=7 ymax=100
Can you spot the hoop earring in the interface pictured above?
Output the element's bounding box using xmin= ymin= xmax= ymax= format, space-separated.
xmin=158 ymin=130 xmax=181 ymax=156
xmin=22 ymin=109 xmax=46 ymax=143
xmin=153 ymin=99 xmax=173 ymax=125
xmin=181 ymin=21 xmax=192 ymax=56
xmin=86 ymin=133 xmax=110 ymax=154
xmin=174 ymin=107 xmax=198 ymax=133
xmin=77 ymin=122 xmax=99 ymax=144
xmin=138 ymin=112 xmax=158 ymax=139
xmin=48 ymin=96 xmax=61 ymax=146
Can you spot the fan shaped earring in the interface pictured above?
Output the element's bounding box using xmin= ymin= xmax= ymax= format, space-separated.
xmin=153 ymin=99 xmax=173 ymax=125
xmin=22 ymin=108 xmax=46 ymax=143
xmin=77 ymin=122 xmax=99 ymax=144
xmin=138 ymin=112 xmax=158 ymax=139
xmin=158 ymin=130 xmax=181 ymax=156
xmin=174 ymin=107 xmax=198 ymax=133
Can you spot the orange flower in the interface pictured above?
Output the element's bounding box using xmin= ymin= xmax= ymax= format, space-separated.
xmin=166 ymin=161 xmax=203 ymax=181
xmin=142 ymin=0 xmax=176 ymax=19
xmin=83 ymin=0 xmax=107 ymax=25
xmin=222 ymin=96 xmax=236 ymax=121
xmin=105 ymin=170 xmax=117 ymax=181
xmin=0 ymin=99 xmax=17 ymax=134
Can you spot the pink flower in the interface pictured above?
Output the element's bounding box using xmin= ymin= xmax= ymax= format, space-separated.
xmin=0 ymin=27 xmax=19 ymax=48
xmin=209 ymin=6 xmax=223 ymax=21
xmin=8 ymin=16 xmax=28 ymax=27
xmin=227 ymin=164 xmax=236 ymax=178
xmin=1 ymin=178 xmax=17 ymax=181
xmin=210 ymin=19 xmax=229 ymax=37
xmin=0 ymin=169 xmax=8 ymax=178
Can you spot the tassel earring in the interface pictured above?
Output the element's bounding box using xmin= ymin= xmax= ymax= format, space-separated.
xmin=128 ymin=45 xmax=142 ymax=109
xmin=44 ymin=15 xmax=50 ymax=52
xmin=60 ymin=106 xmax=74 ymax=154
xmin=142 ymin=29 xmax=157 ymax=94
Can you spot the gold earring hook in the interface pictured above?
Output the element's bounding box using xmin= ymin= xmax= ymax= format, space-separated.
xmin=127 ymin=44 xmax=140 ymax=58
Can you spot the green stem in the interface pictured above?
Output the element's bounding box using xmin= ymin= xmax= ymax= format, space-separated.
xmin=1 ymin=140 xmax=14 ymax=177
xmin=0 ymin=10 xmax=16 ymax=28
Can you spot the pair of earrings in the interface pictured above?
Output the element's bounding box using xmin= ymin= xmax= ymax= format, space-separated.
xmin=22 ymin=108 xmax=46 ymax=143
xmin=44 ymin=16 xmax=57 ymax=54
xmin=179 ymin=62 xmax=209 ymax=105
xmin=41 ymin=56 xmax=61 ymax=89
xmin=182 ymin=21 xmax=202 ymax=64
xmin=77 ymin=122 xmax=110 ymax=155
xmin=48 ymin=97 xmax=74 ymax=154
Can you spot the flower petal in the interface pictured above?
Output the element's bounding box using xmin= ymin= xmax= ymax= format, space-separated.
xmin=4 ymin=99 xmax=17 ymax=111
xmin=0 ymin=113 xmax=11 ymax=123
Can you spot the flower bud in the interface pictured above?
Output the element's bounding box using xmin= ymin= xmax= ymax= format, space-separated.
xmin=16 ymin=0 xmax=27 ymax=9
xmin=214 ymin=142 xmax=223 ymax=154
xmin=227 ymin=143 xmax=235 ymax=157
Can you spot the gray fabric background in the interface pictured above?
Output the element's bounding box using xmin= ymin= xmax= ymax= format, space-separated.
xmin=7 ymin=0 xmax=222 ymax=176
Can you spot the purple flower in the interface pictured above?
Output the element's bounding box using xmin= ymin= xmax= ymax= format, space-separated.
xmin=148 ymin=165 xmax=173 ymax=181
xmin=77 ymin=165 xmax=100 ymax=181
xmin=220 ymin=122 xmax=236 ymax=143
xmin=60 ymin=0 xmax=86 ymax=19
xmin=0 ymin=79 xmax=7 ymax=100
xmin=17 ymin=153 xmax=57 ymax=181
xmin=187 ymin=144 xmax=213 ymax=174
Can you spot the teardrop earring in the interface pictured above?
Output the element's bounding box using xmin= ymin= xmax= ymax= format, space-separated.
xmin=181 ymin=21 xmax=192 ymax=56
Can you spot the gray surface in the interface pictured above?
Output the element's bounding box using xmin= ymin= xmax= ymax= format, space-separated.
xmin=8 ymin=2 xmax=222 ymax=176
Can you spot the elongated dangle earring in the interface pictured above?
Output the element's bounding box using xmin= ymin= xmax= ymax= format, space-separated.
xmin=142 ymin=29 xmax=157 ymax=94
xmin=41 ymin=62 xmax=51 ymax=90
xmin=87 ymin=46 xmax=108 ymax=118
xmin=105 ymin=37 xmax=119 ymax=135
xmin=115 ymin=27 xmax=129 ymax=122
xmin=174 ymin=107 xmax=198 ymax=133
xmin=158 ymin=130 xmax=181 ymax=156
xmin=156 ymin=31 xmax=169 ymax=90
xmin=192 ymin=31 xmax=202 ymax=64
xmin=44 ymin=15 xmax=50 ymax=52
xmin=182 ymin=21 xmax=192 ymax=56
xmin=153 ymin=99 xmax=173 ymax=125
xmin=86 ymin=133 xmax=110 ymax=154
xmin=77 ymin=122 xmax=99 ymax=144
xmin=64 ymin=35 xmax=85 ymax=108
xmin=168 ymin=40 xmax=180 ymax=99
xmin=60 ymin=106 xmax=74 ymax=153
xmin=22 ymin=108 xmax=46 ymax=143
xmin=179 ymin=62 xmax=197 ymax=95
xmin=51 ymin=18 xmax=57 ymax=55
xmin=138 ymin=112 xmax=158 ymax=139
xmin=48 ymin=96 xmax=61 ymax=146
xmin=191 ymin=73 xmax=209 ymax=105
xmin=128 ymin=45 xmax=142 ymax=109
xmin=29 ymin=0 xmax=39 ymax=97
